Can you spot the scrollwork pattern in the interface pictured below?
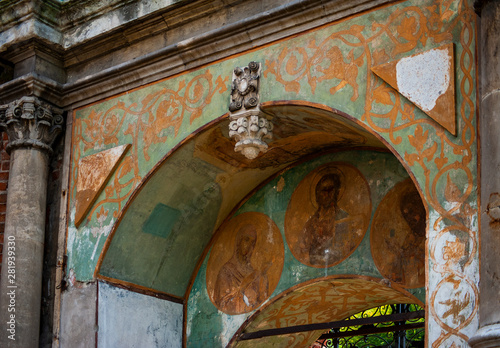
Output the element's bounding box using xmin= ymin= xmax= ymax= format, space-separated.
xmin=71 ymin=69 xmax=228 ymax=228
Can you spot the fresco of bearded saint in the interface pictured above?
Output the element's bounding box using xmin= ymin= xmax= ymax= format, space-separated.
xmin=302 ymin=173 xmax=349 ymax=266
xmin=285 ymin=163 xmax=371 ymax=268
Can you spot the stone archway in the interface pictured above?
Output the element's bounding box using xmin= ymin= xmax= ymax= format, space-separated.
xmin=87 ymin=102 xmax=468 ymax=348
xmin=95 ymin=101 xmax=405 ymax=301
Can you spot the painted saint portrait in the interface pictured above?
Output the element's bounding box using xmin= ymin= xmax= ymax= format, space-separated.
xmin=285 ymin=163 xmax=371 ymax=268
xmin=206 ymin=212 xmax=284 ymax=315
xmin=371 ymin=178 xmax=426 ymax=288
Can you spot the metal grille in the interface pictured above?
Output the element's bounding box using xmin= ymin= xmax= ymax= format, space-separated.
xmin=315 ymin=304 xmax=424 ymax=348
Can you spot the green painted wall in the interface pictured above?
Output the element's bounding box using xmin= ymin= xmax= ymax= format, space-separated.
xmin=99 ymin=141 xmax=223 ymax=297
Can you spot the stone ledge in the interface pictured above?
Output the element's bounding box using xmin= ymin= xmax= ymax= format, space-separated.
xmin=0 ymin=73 xmax=63 ymax=107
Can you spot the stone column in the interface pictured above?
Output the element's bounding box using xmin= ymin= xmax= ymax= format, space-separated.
xmin=470 ymin=1 xmax=500 ymax=347
xmin=0 ymin=97 xmax=62 ymax=347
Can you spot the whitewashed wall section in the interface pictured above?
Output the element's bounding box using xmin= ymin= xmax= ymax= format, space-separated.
xmin=97 ymin=282 xmax=183 ymax=348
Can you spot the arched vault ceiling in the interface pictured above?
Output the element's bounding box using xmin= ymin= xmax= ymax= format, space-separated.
xmin=99 ymin=104 xmax=386 ymax=298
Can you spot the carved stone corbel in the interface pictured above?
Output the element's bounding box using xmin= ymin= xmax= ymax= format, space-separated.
xmin=0 ymin=96 xmax=63 ymax=154
xmin=228 ymin=62 xmax=273 ymax=159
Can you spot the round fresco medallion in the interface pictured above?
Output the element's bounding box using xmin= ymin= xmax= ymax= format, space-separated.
xmin=206 ymin=212 xmax=284 ymax=315
xmin=285 ymin=163 xmax=371 ymax=268
xmin=371 ymin=178 xmax=426 ymax=288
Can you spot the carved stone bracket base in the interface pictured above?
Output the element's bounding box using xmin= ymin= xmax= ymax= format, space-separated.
xmin=229 ymin=109 xmax=273 ymax=160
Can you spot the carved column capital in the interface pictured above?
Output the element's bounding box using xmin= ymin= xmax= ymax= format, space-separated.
xmin=229 ymin=110 xmax=273 ymax=160
xmin=0 ymin=96 xmax=63 ymax=154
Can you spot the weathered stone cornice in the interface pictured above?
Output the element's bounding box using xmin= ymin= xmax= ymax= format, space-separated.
xmin=0 ymin=0 xmax=396 ymax=110
xmin=0 ymin=96 xmax=63 ymax=154
xmin=0 ymin=0 xmax=62 ymax=52
xmin=63 ymin=0 xmax=395 ymax=77
xmin=0 ymin=0 xmax=61 ymax=33
xmin=60 ymin=0 xmax=394 ymax=108
xmin=0 ymin=73 xmax=63 ymax=107
xmin=0 ymin=0 xmax=194 ymax=51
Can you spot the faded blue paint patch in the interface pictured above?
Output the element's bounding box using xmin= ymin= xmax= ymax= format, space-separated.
xmin=142 ymin=203 xmax=181 ymax=239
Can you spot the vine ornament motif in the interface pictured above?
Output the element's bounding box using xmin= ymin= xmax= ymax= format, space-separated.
xmin=0 ymin=96 xmax=63 ymax=154
xmin=228 ymin=62 xmax=273 ymax=159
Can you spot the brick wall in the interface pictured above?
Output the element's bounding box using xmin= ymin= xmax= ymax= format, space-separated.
xmin=0 ymin=132 xmax=9 ymax=275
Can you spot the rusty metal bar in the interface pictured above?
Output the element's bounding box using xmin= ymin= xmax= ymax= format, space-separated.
xmin=317 ymin=322 xmax=424 ymax=340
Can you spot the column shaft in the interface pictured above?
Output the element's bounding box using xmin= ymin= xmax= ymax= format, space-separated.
xmin=0 ymin=96 xmax=62 ymax=347
xmin=0 ymin=148 xmax=49 ymax=347
xmin=470 ymin=0 xmax=500 ymax=346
